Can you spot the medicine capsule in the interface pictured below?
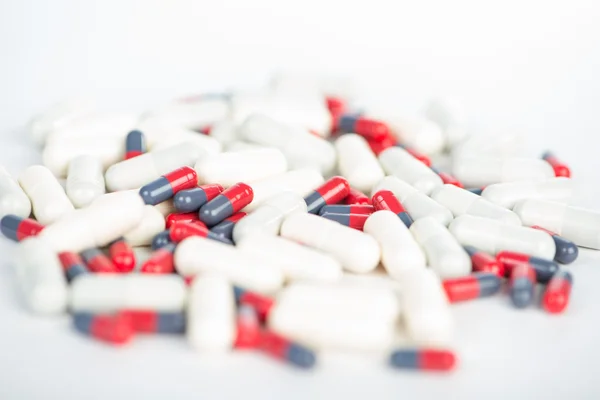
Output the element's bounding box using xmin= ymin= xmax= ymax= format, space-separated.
xmin=210 ymin=212 xmax=246 ymax=240
xmin=424 ymin=96 xmax=468 ymax=146
xmin=58 ymin=251 xmax=89 ymax=281
xmin=430 ymin=166 xmax=464 ymax=188
xmin=531 ymin=225 xmax=578 ymax=264
xmin=139 ymin=166 xmax=197 ymax=205
xmin=152 ymin=230 xmax=173 ymax=250
xmin=173 ymin=184 xmax=224 ymax=212
xmin=343 ymin=187 xmax=371 ymax=205
xmin=378 ymin=147 xmax=443 ymax=195
xmin=43 ymin=137 xmax=124 ymax=177
xmin=169 ymin=221 xmax=232 ymax=245
xmin=442 ymin=272 xmax=502 ymax=303
xmin=367 ymin=134 xmax=395 ymax=156
xmin=198 ymin=182 xmax=254 ymax=226
xmin=66 ymin=155 xmax=106 ymax=208
xmin=46 ymin=112 xmax=138 ymax=143
xmin=509 ymin=263 xmax=536 ymax=308
xmin=123 ymin=205 xmax=166 ymax=247
xmin=496 ymin=251 xmax=559 ymax=283
xmin=463 ymin=246 xmax=505 ymax=276
xmin=234 ymin=286 xmax=275 ymax=322
xmin=321 ymin=212 xmax=368 ymax=230
xmin=141 ymin=97 xmax=229 ymax=131
xmin=73 ymin=312 xmax=134 ymax=345
xmin=395 ymin=144 xmax=433 ymax=167
xmin=390 ymin=348 xmax=456 ymax=371
xmin=166 ymin=212 xmax=202 ymax=228
xmin=125 ymin=130 xmax=146 ymax=160
xmin=0 ymin=166 xmax=31 ymax=218
xmin=108 ymin=237 xmax=136 ymax=272
xmin=325 ymin=96 xmax=346 ymax=125
xmin=335 ymin=134 xmax=385 ymax=192
xmin=319 ymin=204 xmax=374 ymax=216
xmin=140 ymin=243 xmax=176 ymax=274
xmin=481 ymin=177 xmax=573 ymax=209
xmin=337 ymin=113 xmax=390 ymax=142
xmin=147 ymin=126 xmax=222 ymax=153
xmin=542 ymin=270 xmax=573 ymax=314
xmin=542 ymin=151 xmax=570 ymax=177
xmin=377 ymin=114 xmax=445 ymax=156
xmin=81 ymin=248 xmax=119 ymax=273
xmin=234 ymin=305 xmax=262 ymax=349
xmin=304 ymin=176 xmax=350 ymax=214
xmin=260 ymin=330 xmax=316 ymax=369
xmin=122 ymin=310 xmax=186 ymax=334
xmin=453 ymin=157 xmax=554 ymax=187
xmin=372 ymin=189 xmax=413 ymax=227
xmin=1 ymin=215 xmax=44 ymax=242
xmin=29 ymin=98 xmax=95 ymax=146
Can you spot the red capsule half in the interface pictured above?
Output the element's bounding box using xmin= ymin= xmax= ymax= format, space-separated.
xmin=542 ymin=270 xmax=573 ymax=314
xmin=304 ymin=176 xmax=350 ymax=214
xmin=442 ymin=272 xmax=502 ymax=303
xmin=542 ymin=151 xmax=571 ymax=177
xmin=343 ymin=187 xmax=372 ymax=205
xmin=234 ymin=305 xmax=262 ymax=349
xmin=166 ymin=212 xmax=202 ymax=228
xmin=108 ymin=237 xmax=136 ymax=272
xmin=140 ymin=243 xmax=176 ymax=274
xmin=463 ymin=246 xmax=505 ymax=277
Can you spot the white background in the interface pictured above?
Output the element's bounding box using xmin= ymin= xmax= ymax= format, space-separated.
xmin=1 ymin=0 xmax=600 ymax=399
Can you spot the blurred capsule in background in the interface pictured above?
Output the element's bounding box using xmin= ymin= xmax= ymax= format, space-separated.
xmin=390 ymin=349 xmax=456 ymax=372
xmin=509 ymin=263 xmax=536 ymax=308
xmin=463 ymin=246 xmax=505 ymax=277
xmin=108 ymin=237 xmax=136 ymax=273
xmin=151 ymin=230 xmax=173 ymax=250
xmin=140 ymin=243 xmax=176 ymax=274
xmin=234 ymin=286 xmax=275 ymax=323
xmin=73 ymin=312 xmax=134 ymax=345
xmin=81 ymin=248 xmax=118 ymax=273
xmin=234 ymin=305 xmax=262 ymax=349
xmin=442 ymin=273 xmax=502 ymax=303
xmin=0 ymin=215 xmax=44 ymax=242
xmin=122 ymin=310 xmax=186 ymax=334
xmin=430 ymin=166 xmax=464 ymax=188
xmin=541 ymin=151 xmax=571 ymax=177
xmin=58 ymin=252 xmax=89 ymax=281
xmin=497 ymin=251 xmax=559 ymax=283
xmin=169 ymin=221 xmax=232 ymax=245
xmin=542 ymin=270 xmax=572 ymax=314
xmin=259 ymin=330 xmax=316 ymax=369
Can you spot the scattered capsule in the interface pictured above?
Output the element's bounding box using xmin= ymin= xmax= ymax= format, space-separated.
xmin=0 ymin=166 xmax=31 ymax=219
xmin=125 ymin=130 xmax=146 ymax=160
xmin=0 ymin=215 xmax=44 ymax=242
xmin=466 ymin=188 xmax=484 ymax=195
xmin=442 ymin=272 xmax=502 ymax=303
xmin=65 ymin=155 xmax=106 ymax=208
xmin=80 ymin=248 xmax=118 ymax=273
xmin=108 ymin=237 xmax=136 ymax=272
xmin=210 ymin=212 xmax=246 ymax=240
xmin=58 ymin=251 xmax=89 ymax=281
xmin=395 ymin=143 xmax=432 ymax=167
xmin=509 ymin=263 xmax=536 ymax=308
xmin=18 ymin=165 xmax=74 ymax=224
xmin=173 ymin=184 xmax=224 ymax=213
xmin=140 ymin=243 xmax=176 ymax=274
xmin=463 ymin=246 xmax=505 ymax=277
xmin=151 ymin=230 xmax=173 ymax=250
xmin=335 ymin=134 xmax=385 ymax=192
xmin=542 ymin=270 xmax=573 ymax=314
xmin=372 ymin=190 xmax=413 ymax=227
xmin=531 ymin=225 xmax=578 ymax=264
xmin=343 ymin=187 xmax=372 ymax=205
xmin=259 ymin=330 xmax=316 ymax=369
xmin=541 ymin=151 xmax=571 ymax=177
xmin=139 ymin=166 xmax=198 ymax=205
xmin=122 ymin=310 xmax=186 ymax=334
xmin=319 ymin=204 xmax=374 ymax=216
xmin=198 ymin=182 xmax=254 ymax=226
xmin=233 ymin=286 xmax=275 ymax=322
xmin=379 ymin=147 xmax=442 ymax=195
xmin=234 ymin=305 xmax=262 ymax=349
xmin=390 ymin=349 xmax=456 ymax=371
xmin=169 ymin=221 xmax=233 ymax=244
xmin=321 ymin=212 xmax=368 ymax=230
xmin=430 ymin=166 xmax=463 ymax=188
xmin=325 ymin=96 xmax=346 ymax=121
xmin=453 ymin=157 xmax=554 ymax=188
xmin=337 ymin=113 xmax=390 ymax=142
xmin=304 ymin=176 xmax=350 ymax=214
xmin=73 ymin=312 xmax=134 ymax=345
xmin=367 ymin=134 xmax=395 ymax=156
xmin=497 ymin=251 xmax=559 ymax=283
xmin=166 ymin=212 xmax=202 ymax=228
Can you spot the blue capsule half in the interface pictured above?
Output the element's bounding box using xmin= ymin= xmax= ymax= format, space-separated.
xmin=510 ymin=277 xmax=535 ymax=308
xmin=551 ymin=235 xmax=579 ymax=264
xmin=174 ymin=188 xmax=210 ymax=213
xmin=151 ymin=230 xmax=172 ymax=250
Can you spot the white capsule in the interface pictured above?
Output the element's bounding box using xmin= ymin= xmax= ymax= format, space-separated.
xmin=46 ymin=112 xmax=139 ymax=143
xmin=481 ymin=177 xmax=573 ymax=209
xmin=226 ymin=141 xmax=264 ymax=152
xmin=363 ymin=210 xmax=426 ymax=279
xmin=14 ymin=238 xmax=68 ymax=315
xmin=372 ymin=176 xmax=453 ymax=225
xmin=142 ymin=98 xmax=229 ymax=130
xmin=187 ymin=274 xmax=235 ymax=352
xmin=105 ymin=142 xmax=206 ymax=191
xmin=334 ymin=134 xmax=385 ymax=193
xmin=175 ymin=236 xmax=284 ymax=294
xmin=238 ymin=114 xmax=335 ymax=175
xmin=29 ymin=98 xmax=95 ymax=146
xmin=237 ymin=232 xmax=342 ymax=283
xmin=153 ymin=198 xmax=176 ymax=217
xmin=0 ymin=166 xmax=31 ymax=218
xmin=70 ymin=274 xmax=186 ymax=312
xmin=430 ymin=184 xmax=521 ymax=225
xmin=38 ymin=191 xmax=145 ymax=252
xmin=378 ymin=147 xmax=443 ymax=195
xmin=513 ymin=199 xmax=600 ymax=249
xmin=123 ymin=205 xmax=166 ymax=246
xmin=423 ymin=97 xmax=468 ymax=147
xmin=449 ymin=215 xmax=555 ymax=258
xmin=399 ymin=268 xmax=453 ymax=346
xmin=194 ymin=148 xmax=287 ymax=187
xmin=369 ymin=112 xmax=445 ymax=155
xmin=280 ymin=213 xmax=380 ymax=273
xmin=452 ymin=133 xmax=524 ymax=159
xmin=453 ymin=157 xmax=554 ymax=187
xmin=147 ymin=127 xmax=222 ymax=155
xmin=244 ymin=168 xmax=324 ymax=212
xmin=410 ymin=217 xmax=470 ymax=278
xmin=18 ymin=165 xmax=74 ymax=224
xmin=65 ymin=155 xmax=106 ymax=208
xmin=43 ymin=137 xmax=124 ymax=177
xmin=209 ymin=119 xmax=238 ymax=148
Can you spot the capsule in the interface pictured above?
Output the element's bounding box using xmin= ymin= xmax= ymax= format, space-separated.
xmin=390 ymin=349 xmax=456 ymax=371
xmin=343 ymin=187 xmax=371 ymax=205
xmin=66 ymin=155 xmax=106 ymax=208
xmin=0 ymin=166 xmax=31 ymax=218
xmin=43 ymin=137 xmax=124 ymax=177
xmin=173 ymin=184 xmax=224 ymax=212
xmin=139 ymin=166 xmax=197 ymax=205
xmin=46 ymin=112 xmax=137 ymax=143
xmin=125 ymin=130 xmax=146 ymax=160
xmin=29 ymin=98 xmax=95 ymax=146
xmin=234 ymin=286 xmax=275 ymax=322
xmin=58 ymin=251 xmax=89 ymax=281
xmin=234 ymin=305 xmax=262 ymax=349
xmin=367 ymin=134 xmax=395 ymax=156
xmin=430 ymin=166 xmax=464 ymax=188
xmin=542 ymin=270 xmax=573 ymax=314
xmin=169 ymin=221 xmax=232 ymax=245
xmin=379 ymin=147 xmax=443 ymax=195
xmin=531 ymin=225 xmax=578 ymax=264
xmin=496 ymin=251 xmax=559 ymax=283
xmin=304 ymin=176 xmax=350 ymax=214
xmin=140 ymin=243 xmax=176 ymax=274
xmin=319 ymin=204 xmax=374 ymax=216
xmin=198 ymin=182 xmax=254 ymax=226
xmin=542 ymin=151 xmax=570 ymax=177
xmin=481 ymin=178 xmax=573 ymax=209
xmin=210 ymin=212 xmax=246 ymax=240
xmin=376 ymin=114 xmax=444 ymax=156
xmin=151 ymin=230 xmax=173 ymax=250
xmin=463 ymin=246 xmax=505 ymax=276
xmin=73 ymin=312 xmax=134 ymax=345
xmin=337 ymin=113 xmax=390 ymax=142
xmin=81 ymin=248 xmax=119 ymax=273
xmin=147 ymin=126 xmax=222 ymax=153
xmin=259 ymin=330 xmax=316 ymax=369
xmin=371 ymin=189 xmax=413 ymax=227
xmin=453 ymin=157 xmax=554 ymax=187
xmin=123 ymin=205 xmax=166 ymax=247
xmin=141 ymin=97 xmax=229 ymax=132
xmin=442 ymin=273 xmax=502 ymax=303
xmin=396 ymin=144 xmax=432 ymax=167
xmin=122 ymin=310 xmax=186 ymax=333
xmin=108 ymin=237 xmax=136 ymax=272
xmin=321 ymin=212 xmax=368 ymax=230
xmin=0 ymin=215 xmax=44 ymax=242
xmin=166 ymin=212 xmax=202 ymax=228
xmin=509 ymin=263 xmax=536 ymax=308
xmin=335 ymin=134 xmax=385 ymax=192
xmin=325 ymin=96 xmax=346 ymax=125
xmin=424 ymin=96 xmax=468 ymax=146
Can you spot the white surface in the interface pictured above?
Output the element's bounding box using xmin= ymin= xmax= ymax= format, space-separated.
xmin=1 ymin=0 xmax=600 ymax=398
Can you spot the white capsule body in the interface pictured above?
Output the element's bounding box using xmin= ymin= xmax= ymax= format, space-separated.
xmin=453 ymin=133 xmax=523 ymax=159
xmin=43 ymin=137 xmax=124 ymax=177
xmin=237 ymin=233 xmax=342 ymax=283
xmin=400 ymin=269 xmax=453 ymax=345
xmin=66 ymin=155 xmax=106 ymax=208
xmin=187 ymin=274 xmax=235 ymax=352
xmin=423 ymin=97 xmax=468 ymax=147
xmin=142 ymin=98 xmax=229 ymax=130
xmin=378 ymin=147 xmax=443 ymax=195
xmin=431 ymin=184 xmax=521 ymax=225
xmin=513 ymin=199 xmax=600 ymax=249
xmin=449 ymin=215 xmax=556 ymax=258
xmin=146 ymin=126 xmax=222 ymax=154
xmin=14 ymin=238 xmax=68 ymax=315
xmin=38 ymin=191 xmax=145 ymax=252
xmin=209 ymin=119 xmax=238 ymax=148
xmin=153 ymin=198 xmax=176 ymax=217
xmin=363 ymin=210 xmax=426 ymax=279
xmin=18 ymin=165 xmax=74 ymax=224
xmin=245 ymin=168 xmax=323 ymax=212
xmin=335 ymin=134 xmax=385 ymax=193
xmin=481 ymin=178 xmax=573 ymax=209
xmin=194 ymin=148 xmax=287 ymax=187
xmin=29 ymin=98 xmax=95 ymax=146
xmin=453 ymin=157 xmax=554 ymax=187
xmin=123 ymin=205 xmax=166 ymax=246
xmin=70 ymin=275 xmax=186 ymax=312
xmin=239 ymin=114 xmax=335 ymax=175
xmin=372 ymin=176 xmax=453 ymax=225
xmin=410 ymin=217 xmax=470 ymax=278
xmin=280 ymin=213 xmax=380 ymax=273
xmin=232 ymin=192 xmax=306 ymax=243
xmin=0 ymin=166 xmax=31 ymax=218
xmin=105 ymin=142 xmax=205 ymax=191
xmin=175 ymin=236 xmax=284 ymax=294
xmin=268 ymin=282 xmax=400 ymax=350
xmin=46 ymin=112 xmax=139 ymax=143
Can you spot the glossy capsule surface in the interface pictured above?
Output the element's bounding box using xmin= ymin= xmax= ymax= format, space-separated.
xmin=125 ymin=130 xmax=146 ymax=160
xmin=173 ymin=184 xmax=224 ymax=212
xmin=73 ymin=312 xmax=134 ymax=344
xmin=319 ymin=204 xmax=374 ymax=216
xmin=343 ymin=187 xmax=371 ymax=205
xmin=139 ymin=166 xmax=198 ymax=205
xmin=260 ymin=330 xmax=316 ymax=369
xmin=442 ymin=272 xmax=502 ymax=303
xmin=234 ymin=305 xmax=261 ymax=349
xmin=108 ymin=237 xmax=135 ymax=272
xmin=390 ymin=349 xmax=456 ymax=371
xmin=81 ymin=248 xmax=118 ymax=273
xmin=372 ymin=190 xmax=413 ymax=227
xmin=0 ymin=215 xmax=44 ymax=242
xmin=497 ymin=251 xmax=559 ymax=283
xmin=509 ymin=263 xmax=536 ymax=308
xmin=542 ymin=270 xmax=573 ymax=314
xmin=210 ymin=212 xmax=246 ymax=240
xmin=542 ymin=151 xmax=571 ymax=177
xmin=234 ymin=286 xmax=275 ymax=322
xmin=122 ymin=310 xmax=186 ymax=333
xmin=531 ymin=225 xmax=578 ymax=264
xmin=337 ymin=114 xmax=390 ymax=141
xmin=166 ymin=212 xmax=202 ymax=228
xmin=58 ymin=251 xmax=89 ymax=281
xmin=151 ymin=230 xmax=173 ymax=250
xmin=140 ymin=243 xmax=176 ymax=274
xmin=321 ymin=212 xmax=368 ymax=230
xmin=198 ymin=182 xmax=253 ymax=226
xmin=169 ymin=221 xmax=233 ymax=244
xmin=304 ymin=176 xmax=350 ymax=214
xmin=430 ymin=166 xmax=463 ymax=188
xmin=463 ymin=246 xmax=504 ymax=276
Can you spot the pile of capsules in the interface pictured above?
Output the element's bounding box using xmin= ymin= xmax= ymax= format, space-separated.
xmin=0 ymin=74 xmax=592 ymax=372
